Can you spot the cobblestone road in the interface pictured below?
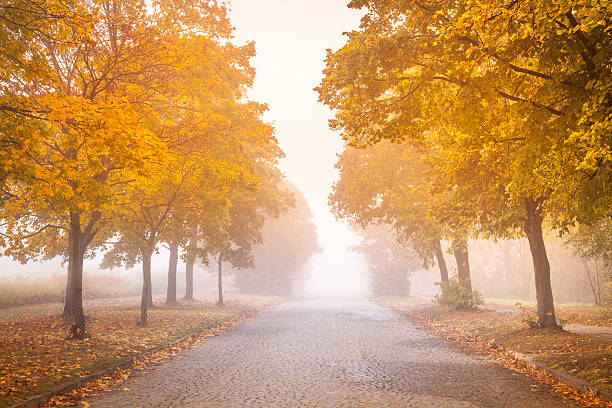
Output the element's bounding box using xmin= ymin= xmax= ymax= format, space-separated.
xmin=87 ymin=297 xmax=576 ymax=407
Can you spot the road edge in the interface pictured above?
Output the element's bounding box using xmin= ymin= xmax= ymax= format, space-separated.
xmin=513 ymin=351 xmax=612 ymax=402
xmin=9 ymin=304 xmax=277 ymax=408
xmin=378 ymin=301 xmax=612 ymax=406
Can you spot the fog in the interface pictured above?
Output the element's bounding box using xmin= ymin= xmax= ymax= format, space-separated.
xmin=0 ymin=250 xmax=218 ymax=296
xmin=229 ymin=0 xmax=370 ymax=296
xmin=0 ymin=1 xmax=603 ymax=306
xmin=303 ymin=218 xmax=368 ymax=296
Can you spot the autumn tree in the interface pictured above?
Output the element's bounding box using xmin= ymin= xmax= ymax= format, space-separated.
xmin=102 ymin=43 xmax=286 ymax=321
xmin=0 ymin=0 xmax=166 ymax=337
xmin=102 ymin=36 xmax=272 ymax=324
xmin=331 ymin=141 xmax=476 ymax=286
xmin=208 ymin=137 xmax=292 ymax=306
xmin=565 ymin=218 xmax=612 ymax=306
xmin=0 ymin=0 xmax=238 ymax=335
xmin=233 ymin=182 xmax=320 ymax=296
xmin=213 ymin=195 xmax=262 ymax=306
xmin=351 ymin=225 xmax=420 ymax=296
xmin=103 ymin=155 xmax=209 ymax=324
xmin=318 ymin=0 xmax=610 ymax=328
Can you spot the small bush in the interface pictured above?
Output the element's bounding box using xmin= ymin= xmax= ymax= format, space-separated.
xmin=513 ymin=302 xmax=550 ymax=328
xmin=434 ymin=277 xmax=484 ymax=309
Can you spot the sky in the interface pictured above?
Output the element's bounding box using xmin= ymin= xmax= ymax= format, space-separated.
xmin=229 ymin=0 xmax=368 ymax=295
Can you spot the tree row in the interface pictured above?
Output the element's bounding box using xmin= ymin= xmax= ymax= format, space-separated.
xmin=319 ymin=0 xmax=611 ymax=327
xmin=0 ymin=0 xmax=291 ymax=338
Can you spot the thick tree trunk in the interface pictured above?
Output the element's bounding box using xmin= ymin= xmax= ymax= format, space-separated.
xmin=166 ymin=242 xmax=179 ymax=304
xmin=140 ymin=247 xmax=153 ymax=325
xmin=434 ymin=240 xmax=449 ymax=283
xmin=217 ymin=252 xmax=223 ymax=306
xmin=523 ymin=199 xmax=558 ymax=329
xmin=184 ymin=224 xmax=197 ymax=300
xmin=64 ymin=212 xmax=86 ymax=339
xmin=452 ymin=237 xmax=472 ymax=292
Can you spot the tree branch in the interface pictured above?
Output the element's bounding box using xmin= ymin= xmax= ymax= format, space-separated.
xmin=495 ymin=89 xmax=564 ymax=116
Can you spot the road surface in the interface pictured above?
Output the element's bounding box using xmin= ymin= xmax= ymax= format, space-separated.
xmin=87 ymin=297 xmax=575 ymax=407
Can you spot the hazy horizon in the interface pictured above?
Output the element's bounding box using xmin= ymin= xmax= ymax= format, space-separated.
xmin=229 ymin=0 xmax=369 ymax=295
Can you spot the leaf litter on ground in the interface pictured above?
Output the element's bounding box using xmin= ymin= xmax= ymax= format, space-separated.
xmin=0 ymin=295 xmax=283 ymax=408
xmin=378 ymin=296 xmax=612 ymax=408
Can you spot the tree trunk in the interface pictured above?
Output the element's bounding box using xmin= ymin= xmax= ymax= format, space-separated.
xmin=594 ymin=259 xmax=601 ymax=306
xmin=452 ymin=237 xmax=472 ymax=292
xmin=434 ymin=240 xmax=449 ymax=283
xmin=140 ymin=246 xmax=153 ymax=325
xmin=184 ymin=224 xmax=197 ymax=300
xmin=63 ymin=255 xmax=75 ymax=318
xmin=217 ymin=252 xmax=223 ymax=306
xmin=147 ymin=267 xmax=153 ymax=307
xmin=64 ymin=212 xmax=86 ymax=338
xmin=523 ymin=199 xmax=558 ymax=329
xmin=166 ymin=242 xmax=179 ymax=304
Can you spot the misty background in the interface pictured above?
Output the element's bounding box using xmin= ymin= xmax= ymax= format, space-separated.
xmin=0 ymin=0 xmax=603 ymax=306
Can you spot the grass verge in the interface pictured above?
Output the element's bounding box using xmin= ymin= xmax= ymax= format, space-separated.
xmin=0 ymin=295 xmax=282 ymax=408
xmin=0 ymin=275 xmax=139 ymax=309
xmin=378 ymin=296 xmax=612 ymax=408
xmin=486 ymin=299 xmax=612 ymax=327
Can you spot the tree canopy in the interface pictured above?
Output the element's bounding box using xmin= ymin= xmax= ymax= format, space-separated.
xmin=0 ymin=0 xmax=289 ymax=334
xmin=318 ymin=0 xmax=611 ymax=327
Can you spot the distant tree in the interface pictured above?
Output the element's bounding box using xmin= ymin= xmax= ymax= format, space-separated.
xmin=233 ymin=183 xmax=320 ymax=296
xmin=330 ymin=141 xmax=474 ymax=288
xmin=351 ymin=225 xmax=419 ymax=296
xmin=207 ymin=137 xmax=292 ymax=306
xmin=101 ymin=156 xmax=204 ymax=324
xmin=214 ymin=195 xmax=264 ymax=306
xmin=565 ymin=218 xmax=612 ymax=306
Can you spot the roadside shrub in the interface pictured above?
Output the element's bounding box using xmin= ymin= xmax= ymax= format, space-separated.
xmin=434 ymin=277 xmax=484 ymax=309
xmin=514 ymin=302 xmax=541 ymax=328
